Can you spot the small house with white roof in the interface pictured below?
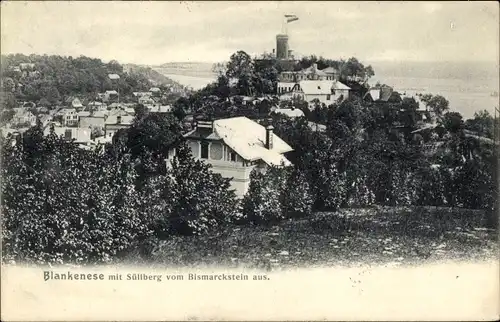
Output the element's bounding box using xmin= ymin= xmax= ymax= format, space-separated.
xmin=167 ymin=116 xmax=293 ymax=198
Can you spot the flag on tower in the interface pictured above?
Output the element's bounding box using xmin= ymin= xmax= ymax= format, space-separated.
xmin=285 ymin=14 xmax=299 ymax=23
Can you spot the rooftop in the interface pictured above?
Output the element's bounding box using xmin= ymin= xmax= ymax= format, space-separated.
xmin=185 ymin=116 xmax=293 ymax=166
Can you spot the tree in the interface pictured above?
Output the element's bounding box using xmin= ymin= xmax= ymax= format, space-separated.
xmin=166 ymin=142 xmax=237 ymax=235
xmin=225 ymin=51 xmax=256 ymax=96
xmin=0 ymin=92 xmax=18 ymax=110
xmin=465 ymin=110 xmax=495 ymax=139
xmin=442 ymin=111 xmax=464 ymax=133
xmin=418 ymin=94 xmax=449 ymax=117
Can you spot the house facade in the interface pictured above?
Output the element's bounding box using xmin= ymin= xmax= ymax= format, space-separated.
xmin=61 ymin=108 xmax=79 ymax=126
xmin=104 ymin=114 xmax=134 ymax=139
xmin=12 ymin=109 xmax=37 ymax=127
xmin=167 ymin=117 xmax=293 ymax=198
xmin=280 ymin=80 xmax=350 ymax=106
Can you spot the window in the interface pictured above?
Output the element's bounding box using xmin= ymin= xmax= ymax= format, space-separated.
xmin=326 ymin=94 xmax=331 ymax=100
xmin=200 ymin=142 xmax=209 ymax=159
xmin=230 ymin=152 xmax=236 ymax=162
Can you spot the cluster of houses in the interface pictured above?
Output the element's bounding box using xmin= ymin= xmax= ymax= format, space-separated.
xmin=1 ymin=88 xmax=172 ymax=149
xmin=8 ymin=63 xmax=41 ymax=78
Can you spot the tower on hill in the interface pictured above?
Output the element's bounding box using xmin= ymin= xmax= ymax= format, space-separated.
xmin=276 ymin=34 xmax=289 ymax=60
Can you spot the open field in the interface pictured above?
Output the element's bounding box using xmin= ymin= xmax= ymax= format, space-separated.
xmin=128 ymin=207 xmax=499 ymax=269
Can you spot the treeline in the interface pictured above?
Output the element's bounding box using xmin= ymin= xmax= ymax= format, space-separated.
xmin=264 ymin=100 xmax=498 ymax=215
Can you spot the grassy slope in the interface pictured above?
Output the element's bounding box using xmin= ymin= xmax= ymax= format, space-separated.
xmin=127 ymin=207 xmax=498 ymax=269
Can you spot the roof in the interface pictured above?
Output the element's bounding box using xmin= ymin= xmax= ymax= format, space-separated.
xmin=299 ymin=80 xmax=335 ymax=95
xmin=332 ymin=81 xmax=351 ymax=90
xmin=105 ymin=90 xmax=118 ymax=95
xmin=301 ymin=65 xmax=327 ymax=76
xmin=148 ymin=105 xmax=171 ymax=113
xmin=44 ymin=127 xmax=92 ymax=143
xmin=108 ymin=74 xmax=120 ymax=80
xmin=274 ymin=108 xmax=305 ymax=118
xmin=149 ymin=87 xmax=161 ymax=92
xmin=77 ymin=111 xmax=91 ymax=117
xmin=71 ymin=98 xmax=83 ymax=107
xmin=105 ymin=114 xmax=134 ymax=125
xmin=321 ymin=67 xmax=339 ymax=74
xmin=61 ymin=108 xmax=77 ymax=114
xmin=364 ymin=85 xmax=400 ymax=102
xmin=186 ymin=117 xmax=293 ymax=166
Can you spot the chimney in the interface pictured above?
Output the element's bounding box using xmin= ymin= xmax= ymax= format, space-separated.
xmin=197 ymin=120 xmax=214 ymax=135
xmin=265 ymin=120 xmax=274 ymax=150
xmin=313 ymin=63 xmax=318 ymax=71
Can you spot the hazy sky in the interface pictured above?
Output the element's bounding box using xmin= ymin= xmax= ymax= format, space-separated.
xmin=1 ymin=1 xmax=498 ymax=65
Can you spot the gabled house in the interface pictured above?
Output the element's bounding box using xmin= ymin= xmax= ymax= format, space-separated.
xmin=147 ymin=104 xmax=171 ymax=114
xmin=167 ymin=116 xmax=293 ymax=198
xmin=65 ymin=97 xmax=83 ymax=109
xmin=60 ymin=108 xmax=78 ymax=126
xmin=272 ymin=108 xmax=305 ymax=118
xmin=104 ymin=114 xmax=134 ymax=139
xmin=149 ymin=87 xmax=161 ymax=97
xmin=363 ymin=85 xmax=402 ymax=104
xmin=79 ymin=111 xmax=106 ymax=130
xmin=44 ymin=126 xmax=92 ymax=145
xmin=293 ymin=80 xmax=350 ymax=106
xmin=103 ymin=90 xmax=119 ymax=103
xmin=139 ymin=95 xmax=155 ymax=105
xmin=321 ymin=67 xmax=340 ymax=81
xmin=12 ymin=109 xmax=37 ymax=127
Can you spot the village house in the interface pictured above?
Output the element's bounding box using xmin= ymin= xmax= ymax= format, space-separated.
xmin=79 ymin=110 xmax=107 ymax=130
xmin=86 ymin=101 xmax=107 ymax=111
xmin=149 ymin=87 xmax=162 ymax=97
xmin=43 ymin=126 xmax=92 ymax=145
xmin=104 ymin=113 xmax=134 ymax=139
xmin=19 ymin=63 xmax=35 ymax=71
xmin=321 ymin=67 xmax=339 ymax=80
xmin=11 ymin=108 xmax=37 ymax=127
xmin=363 ymin=85 xmax=402 ymax=104
xmin=65 ymin=97 xmax=84 ymax=109
xmin=167 ymin=116 xmax=293 ymax=198
xmin=277 ymin=63 xmax=339 ymax=94
xmin=59 ymin=108 xmax=79 ymax=127
xmin=146 ymin=104 xmax=172 ymax=114
xmin=281 ymin=80 xmax=350 ymax=106
xmin=272 ymin=107 xmax=305 ymax=118
xmin=139 ymin=95 xmax=155 ymax=105
xmin=102 ymin=90 xmax=119 ymax=103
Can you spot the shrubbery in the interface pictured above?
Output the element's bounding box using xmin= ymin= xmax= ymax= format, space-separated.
xmin=242 ymin=166 xmax=314 ymax=224
xmin=1 ymin=126 xmax=238 ymax=264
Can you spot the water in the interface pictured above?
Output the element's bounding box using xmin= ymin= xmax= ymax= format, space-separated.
xmin=370 ymin=75 xmax=499 ymax=119
xmin=160 ymin=73 xmax=215 ymax=91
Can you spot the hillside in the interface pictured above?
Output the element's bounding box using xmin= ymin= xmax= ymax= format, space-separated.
xmin=0 ymin=55 xmax=186 ymax=110
xmin=123 ymin=63 xmax=187 ymax=88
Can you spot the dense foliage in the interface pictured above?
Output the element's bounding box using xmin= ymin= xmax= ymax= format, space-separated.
xmin=1 ymin=125 xmax=237 ymax=264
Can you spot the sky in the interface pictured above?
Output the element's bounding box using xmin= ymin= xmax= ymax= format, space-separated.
xmin=1 ymin=1 xmax=499 ymax=66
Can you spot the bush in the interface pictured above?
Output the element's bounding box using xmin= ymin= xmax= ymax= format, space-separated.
xmin=165 ymin=142 xmax=237 ymax=235
xmin=242 ymin=167 xmax=285 ymax=224
xmin=1 ymin=129 xmax=155 ymax=264
xmin=281 ymin=168 xmax=314 ymax=218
